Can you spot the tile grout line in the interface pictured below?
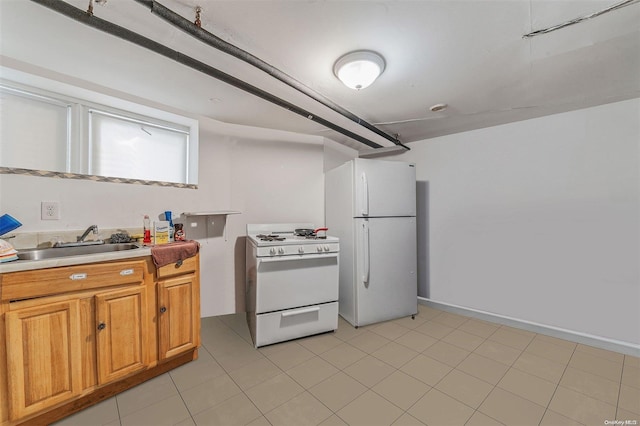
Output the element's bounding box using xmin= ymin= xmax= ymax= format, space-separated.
xmin=614 ymin=356 xmax=627 ymax=420
xmin=460 ymin=324 xmax=518 ymax=426
xmin=198 ymin=332 xmax=278 ymax=424
xmin=466 ymin=328 xmax=571 ymax=425
xmin=223 ymin=338 xmax=340 ymax=424
xmin=340 ymin=323 xmax=424 ymax=423
xmin=417 ymin=313 xmax=489 ymax=417
xmin=551 ymin=351 xmax=625 ymax=412
xmin=279 ymin=353 xmax=342 ymax=421
xmin=312 ymin=319 xmax=422 ymax=425
xmin=390 ymin=313 xmax=500 ymax=425
xmin=166 ymin=371 xmax=198 ymax=425
xmin=114 ymin=395 xmax=123 ymax=426
xmin=216 ymin=354 xmax=282 ymax=424
xmin=538 ymin=340 xmax=579 ymax=425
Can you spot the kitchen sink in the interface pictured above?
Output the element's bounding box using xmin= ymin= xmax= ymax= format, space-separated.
xmin=17 ymin=243 xmax=142 ymax=261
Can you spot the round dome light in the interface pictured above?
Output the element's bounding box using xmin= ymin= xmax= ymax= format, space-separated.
xmin=334 ymin=51 xmax=386 ymax=90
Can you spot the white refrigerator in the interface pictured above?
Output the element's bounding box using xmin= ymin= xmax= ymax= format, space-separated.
xmin=325 ymin=158 xmax=417 ymax=327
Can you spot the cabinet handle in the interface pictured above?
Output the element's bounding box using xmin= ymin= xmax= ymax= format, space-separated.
xmin=160 ymin=306 xmax=167 ymax=314
xmin=69 ymin=273 xmax=87 ymax=280
xmin=97 ymin=322 xmax=106 ymax=330
xmin=175 ymin=259 xmax=183 ymax=267
xmin=120 ymin=269 xmax=134 ymax=276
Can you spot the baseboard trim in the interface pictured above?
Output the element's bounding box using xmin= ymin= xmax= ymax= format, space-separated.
xmin=418 ymin=297 xmax=640 ymax=357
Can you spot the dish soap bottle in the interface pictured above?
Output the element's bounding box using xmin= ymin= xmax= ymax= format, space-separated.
xmin=143 ymin=215 xmax=152 ymax=245
xmin=164 ymin=211 xmax=174 ymax=242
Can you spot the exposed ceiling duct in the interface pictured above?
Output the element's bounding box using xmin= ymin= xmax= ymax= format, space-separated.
xmin=29 ymin=0 xmax=398 ymax=151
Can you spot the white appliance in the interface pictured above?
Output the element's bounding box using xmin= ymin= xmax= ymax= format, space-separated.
xmin=325 ymin=158 xmax=417 ymax=327
xmin=246 ymin=223 xmax=339 ymax=347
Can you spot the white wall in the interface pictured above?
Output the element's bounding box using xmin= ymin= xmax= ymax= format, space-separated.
xmin=0 ymin=116 xmax=328 ymax=317
xmin=392 ymin=98 xmax=640 ymax=346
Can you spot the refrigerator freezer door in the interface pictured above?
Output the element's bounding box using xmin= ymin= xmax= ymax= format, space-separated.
xmin=354 ymin=217 xmax=417 ymax=326
xmin=354 ymin=159 xmax=416 ymax=217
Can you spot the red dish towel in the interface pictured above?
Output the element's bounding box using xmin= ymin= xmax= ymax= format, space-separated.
xmin=151 ymin=240 xmax=200 ymax=268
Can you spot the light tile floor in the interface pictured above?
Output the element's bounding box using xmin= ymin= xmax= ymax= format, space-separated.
xmin=54 ymin=305 xmax=640 ymax=426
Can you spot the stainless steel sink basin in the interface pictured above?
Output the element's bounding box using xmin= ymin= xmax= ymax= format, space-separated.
xmin=17 ymin=243 xmax=142 ymax=261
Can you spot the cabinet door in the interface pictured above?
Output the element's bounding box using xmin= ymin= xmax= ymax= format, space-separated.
xmin=5 ymin=300 xmax=82 ymax=420
xmin=158 ymin=274 xmax=200 ymax=360
xmin=95 ymin=286 xmax=148 ymax=384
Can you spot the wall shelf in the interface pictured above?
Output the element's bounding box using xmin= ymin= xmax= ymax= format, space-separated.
xmin=181 ymin=211 xmax=241 ymax=216
xmin=180 ymin=211 xmax=240 ymax=241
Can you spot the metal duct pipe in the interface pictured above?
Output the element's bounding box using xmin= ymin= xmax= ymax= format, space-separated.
xmin=135 ymin=0 xmax=407 ymax=150
xmin=29 ymin=0 xmax=387 ymax=150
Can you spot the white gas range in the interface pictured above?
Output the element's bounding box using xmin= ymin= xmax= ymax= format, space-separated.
xmin=246 ymin=223 xmax=340 ymax=348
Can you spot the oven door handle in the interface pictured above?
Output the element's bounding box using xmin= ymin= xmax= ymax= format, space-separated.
xmin=281 ymin=306 xmax=320 ymax=318
xmin=257 ymin=253 xmax=338 ymax=264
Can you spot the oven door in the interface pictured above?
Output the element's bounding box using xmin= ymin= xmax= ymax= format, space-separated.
xmin=254 ymin=253 xmax=339 ymax=314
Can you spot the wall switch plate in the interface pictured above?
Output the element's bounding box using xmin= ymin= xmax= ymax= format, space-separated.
xmin=41 ymin=201 xmax=60 ymax=220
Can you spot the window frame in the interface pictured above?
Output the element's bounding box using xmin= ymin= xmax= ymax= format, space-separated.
xmin=85 ymin=106 xmax=192 ymax=183
xmin=0 ymin=78 xmax=199 ymax=187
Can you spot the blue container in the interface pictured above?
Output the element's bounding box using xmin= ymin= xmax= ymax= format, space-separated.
xmin=0 ymin=214 xmax=22 ymax=236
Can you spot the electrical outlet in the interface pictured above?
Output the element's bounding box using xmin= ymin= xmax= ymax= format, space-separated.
xmin=41 ymin=201 xmax=60 ymax=220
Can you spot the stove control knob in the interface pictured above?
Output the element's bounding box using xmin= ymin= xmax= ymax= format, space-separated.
xmin=278 ymin=247 xmax=285 ymax=255
xmin=324 ymin=245 xmax=330 ymax=252
xmin=269 ymin=248 xmax=276 ymax=256
xmin=317 ymin=246 xmax=323 ymax=252
xmin=298 ymin=246 xmax=305 ymax=254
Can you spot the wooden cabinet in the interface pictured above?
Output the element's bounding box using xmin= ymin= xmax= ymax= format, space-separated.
xmin=95 ymin=286 xmax=149 ymax=384
xmin=158 ymin=275 xmax=199 ymax=359
xmin=2 ymin=260 xmax=149 ymax=423
xmin=5 ymin=300 xmax=83 ymax=420
xmin=157 ymin=256 xmax=200 ymax=360
xmin=0 ymin=254 xmax=200 ymax=426
xmin=157 ymin=255 xmax=201 ymax=360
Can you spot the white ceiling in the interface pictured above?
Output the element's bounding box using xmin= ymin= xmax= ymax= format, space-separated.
xmin=1 ymin=0 xmax=639 ymax=151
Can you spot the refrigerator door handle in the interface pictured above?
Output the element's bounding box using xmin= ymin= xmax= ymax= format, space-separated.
xmin=362 ymin=221 xmax=370 ymax=285
xmin=361 ymin=172 xmax=369 ymax=216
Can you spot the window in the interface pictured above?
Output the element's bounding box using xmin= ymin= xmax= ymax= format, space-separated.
xmin=0 ymin=80 xmax=198 ymax=187
xmin=0 ymin=85 xmax=72 ymax=172
xmin=88 ymin=109 xmax=190 ymax=183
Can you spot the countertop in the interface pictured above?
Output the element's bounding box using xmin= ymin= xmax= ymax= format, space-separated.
xmin=0 ymin=246 xmax=153 ymax=274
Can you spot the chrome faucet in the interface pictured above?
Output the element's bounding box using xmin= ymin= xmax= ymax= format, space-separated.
xmin=78 ymin=225 xmax=99 ymax=242
xmin=53 ymin=224 xmax=104 ymax=248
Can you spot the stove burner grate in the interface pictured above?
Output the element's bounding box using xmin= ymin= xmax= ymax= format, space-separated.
xmin=256 ymin=234 xmax=285 ymax=241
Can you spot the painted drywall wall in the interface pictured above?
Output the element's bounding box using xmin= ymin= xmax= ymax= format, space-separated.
xmin=391 ymin=98 xmax=640 ymax=346
xmin=0 ymin=115 xmax=327 ymax=317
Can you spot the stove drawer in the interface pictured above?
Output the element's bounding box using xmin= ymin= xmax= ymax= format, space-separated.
xmin=254 ymin=254 xmax=338 ymax=313
xmin=254 ymin=302 xmax=338 ymax=347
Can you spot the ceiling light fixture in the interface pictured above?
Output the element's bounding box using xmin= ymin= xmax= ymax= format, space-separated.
xmin=334 ymin=51 xmax=386 ymax=90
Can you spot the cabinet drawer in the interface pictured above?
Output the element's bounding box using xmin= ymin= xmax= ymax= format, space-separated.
xmin=254 ymin=302 xmax=338 ymax=347
xmin=2 ymin=260 xmax=145 ymax=301
xmin=156 ymin=255 xmax=197 ymax=279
